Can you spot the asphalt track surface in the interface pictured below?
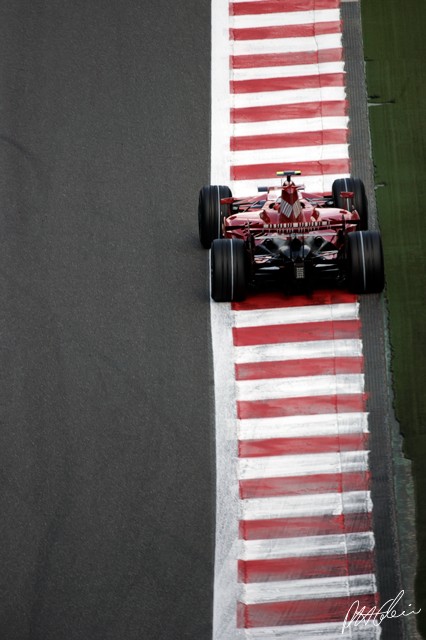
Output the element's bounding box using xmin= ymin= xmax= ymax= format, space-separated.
xmin=0 ymin=3 xmax=214 ymax=639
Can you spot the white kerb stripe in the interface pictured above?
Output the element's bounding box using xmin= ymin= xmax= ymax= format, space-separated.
xmin=233 ymin=302 xmax=359 ymax=328
xmin=231 ymin=144 xmax=349 ymax=165
xmin=241 ymin=491 xmax=373 ymax=520
xmin=232 ymin=86 xmax=345 ymax=109
xmin=233 ymin=116 xmax=349 ymax=137
xmin=232 ymin=61 xmax=345 ymax=81
xmin=233 ymin=116 xmax=348 ymax=139
xmin=229 ymin=175 xmax=350 ymax=198
xmin=238 ymin=451 xmax=369 ymax=480
xmin=239 ymin=531 xmax=375 ymax=560
xmin=236 ymin=373 xmax=364 ymax=401
xmin=230 ymin=9 xmax=340 ymax=28
xmin=243 ymin=623 xmax=382 ymax=640
xmin=240 ymin=574 xmax=377 ymax=604
xmin=232 ymin=33 xmax=342 ymax=56
xmin=237 ymin=412 xmax=369 ymax=440
xmin=235 ymin=339 xmax=363 ymax=364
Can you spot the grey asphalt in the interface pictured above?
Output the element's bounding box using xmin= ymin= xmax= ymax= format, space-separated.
xmin=0 ymin=2 xmax=214 ymax=639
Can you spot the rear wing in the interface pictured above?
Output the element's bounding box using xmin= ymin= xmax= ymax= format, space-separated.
xmin=276 ymin=170 xmax=301 ymax=178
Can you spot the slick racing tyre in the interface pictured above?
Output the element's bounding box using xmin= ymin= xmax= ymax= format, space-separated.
xmin=211 ymin=238 xmax=247 ymax=302
xmin=347 ymin=230 xmax=384 ymax=293
xmin=198 ymin=185 xmax=232 ymax=249
xmin=332 ymin=177 xmax=368 ymax=230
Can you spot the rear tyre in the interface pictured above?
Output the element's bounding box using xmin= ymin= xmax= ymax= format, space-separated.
xmin=198 ymin=185 xmax=232 ymax=249
xmin=332 ymin=177 xmax=368 ymax=229
xmin=211 ymin=238 xmax=247 ymax=302
xmin=347 ymin=230 xmax=384 ymax=293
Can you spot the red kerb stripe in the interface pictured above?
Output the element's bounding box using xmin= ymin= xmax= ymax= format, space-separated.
xmin=230 ymin=21 xmax=341 ymax=41
xmin=231 ymin=73 xmax=345 ymax=94
xmin=237 ymin=394 xmax=367 ymax=420
xmin=231 ymin=158 xmax=350 ymax=180
xmin=239 ymin=433 xmax=369 ymax=458
xmin=237 ymin=594 xmax=380 ymax=628
xmin=231 ymin=0 xmax=340 ymax=17
xmin=232 ymin=290 xmax=357 ymax=310
xmin=238 ymin=551 xmax=375 ymax=582
xmin=233 ymin=319 xmax=360 ymax=346
xmin=231 ymin=49 xmax=343 ymax=69
xmin=231 ymin=129 xmax=347 ymax=152
xmin=236 ymin=356 xmax=363 ymax=380
xmin=240 ymin=471 xmax=371 ymax=499
xmin=232 ymin=100 xmax=348 ymax=123
xmin=240 ymin=512 xmax=373 ymax=540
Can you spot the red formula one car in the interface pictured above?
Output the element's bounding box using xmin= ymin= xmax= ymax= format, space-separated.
xmin=198 ymin=171 xmax=384 ymax=302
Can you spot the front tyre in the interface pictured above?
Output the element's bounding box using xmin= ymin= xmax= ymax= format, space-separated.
xmin=347 ymin=230 xmax=384 ymax=293
xmin=332 ymin=177 xmax=368 ymax=230
xmin=211 ymin=238 xmax=247 ymax=302
xmin=198 ymin=185 xmax=232 ymax=249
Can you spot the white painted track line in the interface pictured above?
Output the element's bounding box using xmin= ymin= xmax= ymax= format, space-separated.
xmin=211 ymin=0 xmax=232 ymax=185
xmin=210 ymin=298 xmax=241 ymax=640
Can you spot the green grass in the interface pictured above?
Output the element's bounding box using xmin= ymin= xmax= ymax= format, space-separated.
xmin=361 ymin=0 xmax=426 ymax=634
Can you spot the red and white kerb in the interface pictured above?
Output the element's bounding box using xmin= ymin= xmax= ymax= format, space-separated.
xmin=211 ymin=1 xmax=380 ymax=638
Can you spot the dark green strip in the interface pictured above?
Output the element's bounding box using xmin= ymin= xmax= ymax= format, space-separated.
xmin=362 ymin=1 xmax=426 ymax=636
